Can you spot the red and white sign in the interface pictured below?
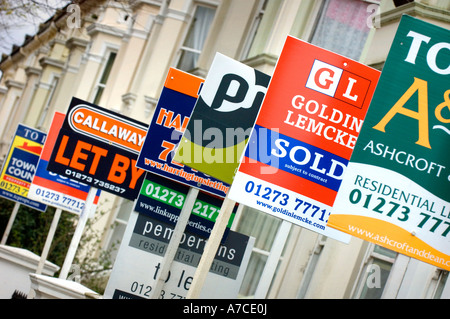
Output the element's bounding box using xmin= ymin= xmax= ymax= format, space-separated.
xmin=28 ymin=112 xmax=100 ymax=215
xmin=228 ymin=36 xmax=380 ymax=242
xmin=68 ymin=104 xmax=147 ymax=154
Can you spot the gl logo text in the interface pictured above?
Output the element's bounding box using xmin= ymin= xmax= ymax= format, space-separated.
xmin=306 ymin=60 xmax=371 ymax=109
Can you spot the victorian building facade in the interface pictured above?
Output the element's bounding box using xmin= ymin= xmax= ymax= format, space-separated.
xmin=0 ymin=0 xmax=449 ymax=298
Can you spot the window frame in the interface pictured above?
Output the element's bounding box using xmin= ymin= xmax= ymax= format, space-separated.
xmin=91 ymin=49 xmax=117 ymax=105
xmin=352 ymin=243 xmax=397 ymax=299
xmin=175 ymin=2 xmax=217 ymax=72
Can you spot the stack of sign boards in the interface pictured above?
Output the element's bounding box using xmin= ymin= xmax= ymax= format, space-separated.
xmin=1 ymin=14 xmax=446 ymax=300
xmin=172 ymin=15 xmax=450 ymax=286
xmin=169 ymin=36 xmax=381 ymax=297
xmin=103 ymin=67 xmax=256 ymax=299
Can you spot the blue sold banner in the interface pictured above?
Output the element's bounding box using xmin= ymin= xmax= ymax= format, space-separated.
xmin=246 ymin=124 xmax=349 ymax=192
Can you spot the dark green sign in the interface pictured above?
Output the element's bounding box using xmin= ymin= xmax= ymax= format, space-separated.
xmin=351 ymin=15 xmax=449 ymax=200
xmin=329 ymin=15 xmax=450 ymax=270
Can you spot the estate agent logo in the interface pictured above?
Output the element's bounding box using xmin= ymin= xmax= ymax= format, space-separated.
xmin=306 ymin=59 xmax=371 ymax=109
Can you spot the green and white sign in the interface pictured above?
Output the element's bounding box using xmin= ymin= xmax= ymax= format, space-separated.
xmin=134 ymin=173 xmax=236 ymax=239
xmin=328 ymin=15 xmax=450 ymax=270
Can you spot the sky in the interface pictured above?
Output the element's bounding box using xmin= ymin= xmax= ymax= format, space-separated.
xmin=0 ymin=0 xmax=69 ymax=57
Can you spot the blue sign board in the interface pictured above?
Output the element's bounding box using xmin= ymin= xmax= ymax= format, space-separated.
xmin=0 ymin=124 xmax=47 ymax=211
xmin=136 ymin=68 xmax=229 ymax=197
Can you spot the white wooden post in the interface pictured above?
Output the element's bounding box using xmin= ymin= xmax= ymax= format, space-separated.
xmin=59 ymin=187 xmax=97 ymax=280
xmin=35 ymin=208 xmax=62 ymax=275
xmin=151 ymin=187 xmax=199 ymax=299
xmin=1 ymin=202 xmax=20 ymax=245
xmin=186 ymin=195 xmax=236 ymax=299
xmin=28 ymin=208 xmax=63 ymax=298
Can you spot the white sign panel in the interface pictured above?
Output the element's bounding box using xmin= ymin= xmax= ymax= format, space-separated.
xmin=104 ymin=211 xmax=254 ymax=299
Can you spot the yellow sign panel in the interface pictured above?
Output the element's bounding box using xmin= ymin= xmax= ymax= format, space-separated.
xmin=0 ymin=124 xmax=47 ymax=211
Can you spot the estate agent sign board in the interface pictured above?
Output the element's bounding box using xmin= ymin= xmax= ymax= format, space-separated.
xmin=228 ymin=36 xmax=380 ymax=242
xmin=0 ymin=124 xmax=47 ymax=211
xmin=174 ymin=53 xmax=271 ymax=185
xmin=328 ymin=16 xmax=450 ymax=270
xmin=104 ymin=211 xmax=254 ymax=299
xmin=47 ymin=97 xmax=148 ymax=200
xmin=136 ymin=68 xmax=229 ymax=198
xmin=134 ymin=172 xmax=236 ymax=239
xmin=29 ymin=112 xmax=100 ymax=215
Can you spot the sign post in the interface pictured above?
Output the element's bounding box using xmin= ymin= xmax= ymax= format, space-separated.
xmin=150 ymin=186 xmax=198 ymax=298
xmin=186 ymin=195 xmax=236 ymax=299
xmin=28 ymin=207 xmax=63 ymax=298
xmin=170 ymin=55 xmax=270 ymax=298
xmin=59 ymin=186 xmax=98 ymax=279
xmin=1 ymin=203 xmax=20 ymax=245
xmin=0 ymin=124 xmax=47 ymax=244
xmin=134 ymin=68 xmax=238 ymax=297
xmin=46 ymin=97 xmax=148 ymax=278
xmin=135 ymin=69 xmax=209 ymax=296
xmin=328 ymin=16 xmax=450 ymax=270
xmin=35 ymin=208 xmax=62 ymax=275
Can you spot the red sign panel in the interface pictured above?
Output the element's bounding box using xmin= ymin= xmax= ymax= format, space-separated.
xmin=228 ymin=36 xmax=380 ymax=241
xmin=29 ymin=112 xmax=100 ymax=214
